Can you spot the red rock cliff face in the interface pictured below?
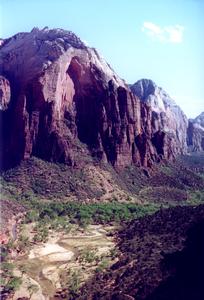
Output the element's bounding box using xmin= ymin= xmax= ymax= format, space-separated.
xmin=0 ymin=28 xmax=187 ymax=170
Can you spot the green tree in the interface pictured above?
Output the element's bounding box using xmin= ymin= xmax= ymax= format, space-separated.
xmin=1 ymin=262 xmax=14 ymax=277
xmin=109 ymin=247 xmax=118 ymax=259
xmin=25 ymin=210 xmax=39 ymax=223
xmin=95 ymin=258 xmax=109 ymax=273
xmin=5 ymin=276 xmax=22 ymax=292
xmin=78 ymin=248 xmax=97 ymax=264
xmin=68 ymin=270 xmax=82 ymax=299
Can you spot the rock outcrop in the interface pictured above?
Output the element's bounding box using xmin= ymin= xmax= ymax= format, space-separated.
xmin=0 ymin=28 xmax=189 ymax=170
xmin=187 ymin=112 xmax=204 ymax=152
xmin=0 ymin=76 xmax=11 ymax=110
xmin=130 ymin=79 xmax=188 ymax=158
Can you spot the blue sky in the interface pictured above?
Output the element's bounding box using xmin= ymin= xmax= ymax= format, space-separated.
xmin=1 ymin=0 xmax=203 ymax=118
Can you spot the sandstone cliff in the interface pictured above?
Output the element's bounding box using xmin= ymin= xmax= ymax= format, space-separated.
xmin=0 ymin=28 xmax=189 ymax=170
xmin=187 ymin=112 xmax=204 ymax=151
xmin=130 ymin=79 xmax=188 ymax=158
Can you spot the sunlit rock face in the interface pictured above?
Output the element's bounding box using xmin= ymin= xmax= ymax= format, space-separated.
xmin=187 ymin=112 xmax=204 ymax=152
xmin=130 ymin=79 xmax=189 ymax=158
xmin=0 ymin=28 xmax=189 ymax=170
xmin=0 ymin=76 xmax=11 ymax=110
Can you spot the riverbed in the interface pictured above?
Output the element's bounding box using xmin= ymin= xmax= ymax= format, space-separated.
xmin=11 ymin=224 xmax=116 ymax=300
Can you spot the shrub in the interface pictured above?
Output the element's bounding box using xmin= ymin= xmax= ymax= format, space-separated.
xmin=24 ymin=210 xmax=39 ymax=223
xmin=5 ymin=276 xmax=22 ymax=292
xmin=67 ymin=270 xmax=82 ymax=299
xmin=78 ymin=248 xmax=97 ymax=264
xmin=95 ymin=258 xmax=109 ymax=273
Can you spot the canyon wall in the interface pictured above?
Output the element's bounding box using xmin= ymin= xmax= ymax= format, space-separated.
xmin=187 ymin=112 xmax=204 ymax=152
xmin=0 ymin=28 xmax=189 ymax=170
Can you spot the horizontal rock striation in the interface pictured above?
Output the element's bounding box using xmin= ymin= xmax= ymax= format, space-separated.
xmin=0 ymin=28 xmax=189 ymax=170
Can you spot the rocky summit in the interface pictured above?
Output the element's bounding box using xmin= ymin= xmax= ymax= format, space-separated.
xmin=0 ymin=27 xmax=200 ymax=171
xmin=130 ymin=79 xmax=188 ymax=155
xmin=187 ymin=112 xmax=204 ymax=152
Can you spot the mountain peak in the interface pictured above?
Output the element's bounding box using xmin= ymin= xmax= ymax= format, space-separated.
xmin=1 ymin=27 xmax=86 ymax=50
xmin=130 ymin=79 xmax=156 ymax=101
xmin=194 ymin=112 xmax=204 ymax=125
xmin=187 ymin=112 xmax=204 ymax=151
xmin=130 ymin=78 xmax=178 ymax=112
xmin=130 ymin=78 xmax=188 ymax=153
xmin=30 ymin=26 xmax=86 ymax=49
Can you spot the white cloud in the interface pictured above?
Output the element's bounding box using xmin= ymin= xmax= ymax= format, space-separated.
xmin=142 ymin=22 xmax=184 ymax=44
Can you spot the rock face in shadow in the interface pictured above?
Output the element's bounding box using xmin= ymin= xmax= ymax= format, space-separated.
xmin=187 ymin=112 xmax=204 ymax=152
xmin=0 ymin=28 xmax=188 ymax=170
xmin=146 ymin=220 xmax=204 ymax=300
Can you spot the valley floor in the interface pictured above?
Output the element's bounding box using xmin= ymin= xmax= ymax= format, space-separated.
xmin=1 ymin=152 xmax=204 ymax=299
xmin=4 ymin=222 xmax=117 ymax=300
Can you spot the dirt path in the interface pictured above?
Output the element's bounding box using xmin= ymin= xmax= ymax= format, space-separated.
xmin=12 ymin=224 xmax=116 ymax=300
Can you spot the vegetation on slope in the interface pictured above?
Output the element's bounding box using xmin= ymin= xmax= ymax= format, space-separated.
xmin=120 ymin=153 xmax=204 ymax=204
xmin=78 ymin=204 xmax=204 ymax=300
xmin=0 ymin=153 xmax=203 ymax=299
xmin=24 ymin=201 xmax=158 ymax=227
xmin=0 ymin=157 xmax=105 ymax=201
xmin=1 ymin=153 xmax=204 ymax=205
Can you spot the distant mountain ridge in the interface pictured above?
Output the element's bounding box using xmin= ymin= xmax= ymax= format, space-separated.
xmin=0 ymin=27 xmax=202 ymax=170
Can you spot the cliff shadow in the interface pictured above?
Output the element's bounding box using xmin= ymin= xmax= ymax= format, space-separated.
xmin=146 ymin=219 xmax=204 ymax=300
